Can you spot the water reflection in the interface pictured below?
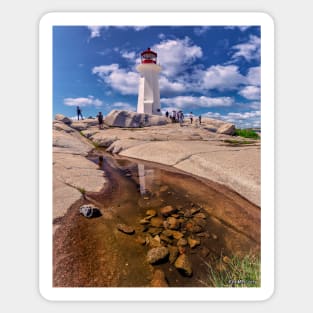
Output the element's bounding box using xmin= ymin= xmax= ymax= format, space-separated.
xmin=137 ymin=164 xmax=161 ymax=196
xmin=137 ymin=164 xmax=146 ymax=195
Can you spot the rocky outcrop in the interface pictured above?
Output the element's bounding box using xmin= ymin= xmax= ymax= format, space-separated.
xmin=104 ymin=110 xmax=168 ymax=128
xmin=54 ymin=114 xmax=72 ymax=125
xmin=201 ymin=117 xmax=235 ymax=135
xmin=53 ymin=120 xmax=107 ymax=233
xmin=70 ymin=118 xmax=100 ymax=131
xmin=216 ymin=123 xmax=236 ymax=135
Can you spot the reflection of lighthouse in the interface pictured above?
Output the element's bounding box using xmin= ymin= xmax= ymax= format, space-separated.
xmin=137 ymin=164 xmax=161 ymax=196
xmin=137 ymin=48 xmax=162 ymax=115
xmin=138 ymin=164 xmax=147 ymax=195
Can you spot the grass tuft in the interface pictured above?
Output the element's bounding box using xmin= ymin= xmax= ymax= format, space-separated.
xmin=77 ymin=187 xmax=86 ymax=195
xmin=202 ymin=254 xmax=260 ymax=287
xmin=234 ymin=129 xmax=260 ymax=139
xmin=223 ymin=139 xmax=255 ymax=145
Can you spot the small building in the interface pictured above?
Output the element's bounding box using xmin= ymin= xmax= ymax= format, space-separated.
xmin=136 ymin=48 xmax=162 ymax=115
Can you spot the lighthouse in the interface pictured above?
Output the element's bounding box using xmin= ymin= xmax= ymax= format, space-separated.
xmin=137 ymin=48 xmax=162 ymax=115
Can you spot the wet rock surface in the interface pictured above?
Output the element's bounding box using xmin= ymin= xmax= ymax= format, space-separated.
xmin=117 ymin=224 xmax=135 ymax=234
xmin=147 ymin=247 xmax=169 ymax=264
xmin=53 ymin=147 xmax=260 ymax=287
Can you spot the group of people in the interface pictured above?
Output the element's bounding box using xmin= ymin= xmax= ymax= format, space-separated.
xmin=165 ymin=110 xmax=202 ymax=125
xmin=166 ymin=110 xmax=185 ymax=124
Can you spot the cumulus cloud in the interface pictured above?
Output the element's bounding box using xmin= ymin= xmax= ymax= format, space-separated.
xmin=133 ymin=26 xmax=148 ymax=31
xmin=158 ymin=33 xmax=166 ymax=40
xmin=111 ymin=101 xmax=136 ymax=111
xmin=238 ymin=85 xmax=260 ymax=100
xmin=87 ymin=26 xmax=102 ymax=38
xmin=192 ymin=65 xmax=246 ymax=91
xmin=194 ymin=26 xmax=211 ymax=36
xmin=64 ymin=95 xmax=103 ymax=107
xmin=204 ymin=110 xmax=261 ymax=128
xmin=161 ymin=95 xmax=234 ymax=110
xmin=121 ymin=51 xmax=136 ymax=61
xmin=152 ymin=37 xmax=202 ymax=77
xmin=159 ymin=76 xmax=186 ymax=95
xmin=224 ymin=26 xmax=250 ymax=32
xmin=246 ymin=66 xmax=260 ymax=86
xmin=92 ymin=64 xmax=139 ymax=95
xmin=231 ymin=35 xmax=261 ymax=62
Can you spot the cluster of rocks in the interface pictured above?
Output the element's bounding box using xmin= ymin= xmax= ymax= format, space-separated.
xmin=114 ymin=202 xmax=217 ymax=286
xmin=137 ymin=204 xmax=218 ymax=284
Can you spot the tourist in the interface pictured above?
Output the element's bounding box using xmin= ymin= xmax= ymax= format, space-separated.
xmin=165 ymin=111 xmax=169 ymax=118
xmin=199 ymin=115 xmax=202 ymax=125
xmin=96 ymin=112 xmax=104 ymax=129
xmin=77 ymin=106 xmax=83 ymax=120
xmin=171 ymin=110 xmax=177 ymax=123
xmin=189 ymin=112 xmax=193 ymax=124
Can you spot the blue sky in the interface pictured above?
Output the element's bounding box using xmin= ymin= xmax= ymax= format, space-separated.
xmin=53 ymin=25 xmax=261 ymax=128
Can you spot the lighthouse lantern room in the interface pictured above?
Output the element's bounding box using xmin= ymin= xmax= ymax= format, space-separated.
xmin=137 ymin=48 xmax=162 ymax=115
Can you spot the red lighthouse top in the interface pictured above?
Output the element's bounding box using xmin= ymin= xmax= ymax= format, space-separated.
xmin=141 ymin=48 xmax=157 ymax=64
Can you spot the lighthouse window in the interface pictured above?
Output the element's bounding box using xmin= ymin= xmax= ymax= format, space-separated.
xmin=145 ymin=53 xmax=154 ymax=59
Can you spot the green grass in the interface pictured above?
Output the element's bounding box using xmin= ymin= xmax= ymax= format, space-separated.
xmin=91 ymin=141 xmax=100 ymax=148
xmin=234 ymin=129 xmax=260 ymax=139
xmin=77 ymin=187 xmax=86 ymax=195
xmin=203 ymin=254 xmax=260 ymax=287
xmin=223 ymin=139 xmax=255 ymax=145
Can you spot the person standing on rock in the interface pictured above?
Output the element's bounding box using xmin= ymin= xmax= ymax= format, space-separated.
xmin=77 ymin=106 xmax=83 ymax=120
xmin=189 ymin=112 xmax=193 ymax=124
xmin=165 ymin=111 xmax=169 ymax=118
xmin=199 ymin=115 xmax=202 ymax=125
xmin=96 ymin=112 xmax=104 ymax=129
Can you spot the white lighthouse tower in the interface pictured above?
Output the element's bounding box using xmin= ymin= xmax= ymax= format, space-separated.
xmin=137 ymin=48 xmax=162 ymax=115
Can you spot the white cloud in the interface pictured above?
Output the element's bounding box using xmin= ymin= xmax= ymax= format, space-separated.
xmin=238 ymin=85 xmax=260 ymax=100
xmin=238 ymin=26 xmax=250 ymax=32
xmin=64 ymin=96 xmax=103 ymax=107
xmin=224 ymin=26 xmax=250 ymax=32
xmin=159 ymin=76 xmax=186 ymax=94
xmin=158 ymin=33 xmax=166 ymax=40
xmin=194 ymin=26 xmax=211 ymax=36
xmin=246 ymin=66 xmax=260 ymax=86
xmin=193 ymin=65 xmax=246 ymax=91
xmin=204 ymin=112 xmax=222 ymax=119
xmin=92 ymin=64 xmax=139 ymax=95
xmin=111 ymin=102 xmax=136 ymax=111
xmin=231 ymin=35 xmax=261 ymax=62
xmin=133 ymin=26 xmax=148 ymax=31
xmin=204 ymin=110 xmax=261 ymax=128
xmin=121 ymin=51 xmax=136 ymax=60
xmin=87 ymin=26 xmax=102 ymax=38
xmin=152 ymin=37 xmax=202 ymax=77
xmin=161 ymin=95 xmax=234 ymax=110
xmin=248 ymin=101 xmax=260 ymax=110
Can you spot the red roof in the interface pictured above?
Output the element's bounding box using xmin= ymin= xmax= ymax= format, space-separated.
xmin=141 ymin=48 xmax=157 ymax=56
